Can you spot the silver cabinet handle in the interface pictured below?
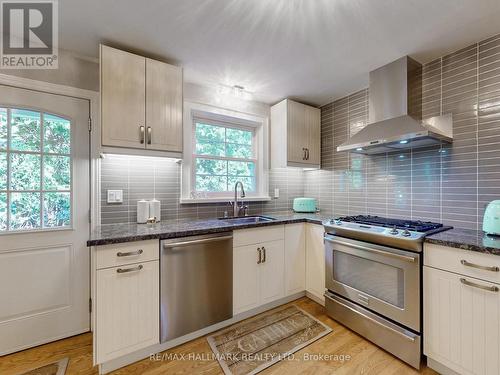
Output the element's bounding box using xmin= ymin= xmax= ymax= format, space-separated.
xmin=460 ymin=277 xmax=499 ymax=292
xmin=257 ymin=248 xmax=262 ymax=264
xmin=305 ymin=148 xmax=309 ymax=160
xmin=139 ymin=125 xmax=145 ymax=144
xmin=147 ymin=126 xmax=152 ymax=145
xmin=461 ymin=260 xmax=499 ymax=272
xmin=117 ymin=249 xmax=143 ymax=257
xmin=262 ymin=246 xmax=266 ymax=263
xmin=117 ymin=264 xmax=143 ymax=273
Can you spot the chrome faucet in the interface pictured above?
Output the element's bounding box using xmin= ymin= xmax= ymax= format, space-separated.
xmin=232 ymin=181 xmax=246 ymax=217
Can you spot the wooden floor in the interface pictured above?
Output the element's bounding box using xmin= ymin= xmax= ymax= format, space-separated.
xmin=0 ymin=297 xmax=438 ymax=375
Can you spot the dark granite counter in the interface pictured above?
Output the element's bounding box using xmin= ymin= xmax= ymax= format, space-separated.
xmin=88 ymin=212 xmax=327 ymax=247
xmin=425 ymin=227 xmax=500 ymax=255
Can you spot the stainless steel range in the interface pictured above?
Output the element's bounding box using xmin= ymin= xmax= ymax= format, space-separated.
xmin=323 ymin=215 xmax=451 ymax=369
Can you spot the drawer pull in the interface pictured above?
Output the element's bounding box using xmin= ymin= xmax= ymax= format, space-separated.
xmin=460 ymin=277 xmax=499 ymax=292
xmin=262 ymin=246 xmax=266 ymax=263
xmin=257 ymin=248 xmax=262 ymax=264
xmin=460 ymin=260 xmax=499 ymax=272
xmin=117 ymin=265 xmax=143 ymax=273
xmin=117 ymin=249 xmax=143 ymax=257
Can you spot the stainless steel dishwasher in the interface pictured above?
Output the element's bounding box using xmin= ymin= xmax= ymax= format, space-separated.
xmin=160 ymin=232 xmax=233 ymax=342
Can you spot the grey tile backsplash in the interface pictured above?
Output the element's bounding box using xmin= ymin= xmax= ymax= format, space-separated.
xmin=305 ymin=33 xmax=500 ymax=230
xmin=100 ymin=154 xmax=305 ymax=224
xmin=101 ymin=33 xmax=500 ymax=229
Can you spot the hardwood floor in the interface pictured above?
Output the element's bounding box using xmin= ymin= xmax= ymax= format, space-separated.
xmin=0 ymin=297 xmax=438 ymax=375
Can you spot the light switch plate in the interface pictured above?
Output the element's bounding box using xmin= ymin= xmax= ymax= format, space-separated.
xmin=274 ymin=188 xmax=280 ymax=198
xmin=107 ymin=190 xmax=123 ymax=203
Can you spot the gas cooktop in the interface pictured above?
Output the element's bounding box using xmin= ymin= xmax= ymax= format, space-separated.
xmin=323 ymin=215 xmax=452 ymax=252
xmin=336 ymin=215 xmax=445 ymax=233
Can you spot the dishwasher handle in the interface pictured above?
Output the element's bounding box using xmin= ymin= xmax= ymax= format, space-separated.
xmin=163 ymin=234 xmax=233 ymax=248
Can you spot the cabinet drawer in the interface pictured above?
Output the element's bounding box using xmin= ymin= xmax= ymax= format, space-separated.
xmin=233 ymin=225 xmax=284 ymax=247
xmin=96 ymin=240 xmax=159 ymax=269
xmin=424 ymin=243 xmax=500 ymax=284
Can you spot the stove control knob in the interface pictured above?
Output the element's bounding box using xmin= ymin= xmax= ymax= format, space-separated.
xmin=389 ymin=226 xmax=399 ymax=235
xmin=402 ymin=229 xmax=411 ymax=237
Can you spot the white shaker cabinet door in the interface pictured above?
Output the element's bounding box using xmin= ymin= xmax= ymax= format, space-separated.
xmin=96 ymin=260 xmax=159 ymax=364
xmin=259 ymin=240 xmax=285 ymax=305
xmin=101 ymin=45 xmax=146 ymax=149
xmin=284 ymin=224 xmax=306 ymax=296
xmin=145 ymin=58 xmax=183 ymax=152
xmin=424 ymin=266 xmax=500 ymax=375
xmin=306 ymin=224 xmax=325 ymax=303
xmin=233 ymin=244 xmax=261 ymax=315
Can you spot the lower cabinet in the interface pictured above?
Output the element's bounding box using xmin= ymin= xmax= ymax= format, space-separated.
xmin=284 ymin=223 xmax=306 ymax=296
xmin=233 ymin=239 xmax=285 ymax=314
xmin=94 ymin=241 xmax=159 ymax=364
xmin=305 ymin=223 xmax=326 ymax=303
xmin=424 ymin=244 xmax=500 ymax=375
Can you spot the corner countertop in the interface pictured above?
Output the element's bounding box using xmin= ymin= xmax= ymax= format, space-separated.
xmin=88 ymin=212 xmax=328 ymax=247
xmin=424 ymin=227 xmax=500 ymax=255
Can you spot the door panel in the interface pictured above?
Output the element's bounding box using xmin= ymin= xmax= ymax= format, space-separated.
xmin=424 ymin=266 xmax=500 ymax=375
xmin=0 ymin=85 xmax=90 ymax=355
xmin=284 ymin=224 xmax=305 ymax=295
xmin=305 ymin=106 xmax=320 ymax=165
xmin=146 ymin=59 xmax=183 ymax=152
xmin=260 ymin=240 xmax=285 ymax=304
xmin=233 ymin=244 xmax=260 ymax=314
xmin=306 ymin=224 xmax=325 ymax=302
xmin=287 ymin=100 xmax=308 ymax=163
xmin=96 ymin=261 xmax=159 ymax=363
xmin=101 ymin=45 xmax=146 ymax=149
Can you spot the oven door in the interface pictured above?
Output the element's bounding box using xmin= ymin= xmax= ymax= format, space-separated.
xmin=325 ymin=234 xmax=420 ymax=331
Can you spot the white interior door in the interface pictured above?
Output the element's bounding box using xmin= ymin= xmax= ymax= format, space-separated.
xmin=0 ymin=85 xmax=90 ymax=355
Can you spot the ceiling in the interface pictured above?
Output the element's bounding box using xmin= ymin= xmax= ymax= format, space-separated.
xmin=60 ymin=0 xmax=500 ymax=106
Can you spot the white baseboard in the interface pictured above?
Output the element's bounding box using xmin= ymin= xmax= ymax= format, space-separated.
xmin=99 ymin=291 xmax=307 ymax=374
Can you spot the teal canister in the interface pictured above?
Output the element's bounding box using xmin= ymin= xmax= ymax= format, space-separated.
xmin=483 ymin=200 xmax=500 ymax=235
xmin=293 ymin=198 xmax=317 ymax=213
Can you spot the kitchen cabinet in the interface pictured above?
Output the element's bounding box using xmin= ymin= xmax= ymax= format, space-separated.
xmin=270 ymin=99 xmax=320 ymax=168
xmin=100 ymin=45 xmax=183 ymax=154
xmin=424 ymin=243 xmax=500 ymax=375
xmin=94 ymin=240 xmax=159 ymax=364
xmin=233 ymin=226 xmax=285 ymax=314
xmin=284 ymin=223 xmax=306 ymax=296
xmin=306 ymin=223 xmax=325 ymax=303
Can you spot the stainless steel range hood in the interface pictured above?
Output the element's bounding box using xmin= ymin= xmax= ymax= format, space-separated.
xmin=337 ymin=56 xmax=452 ymax=154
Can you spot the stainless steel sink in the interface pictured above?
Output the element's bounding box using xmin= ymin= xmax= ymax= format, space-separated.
xmin=219 ymin=215 xmax=276 ymax=224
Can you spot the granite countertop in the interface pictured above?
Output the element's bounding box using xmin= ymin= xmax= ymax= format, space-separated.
xmin=425 ymin=227 xmax=500 ymax=255
xmin=88 ymin=212 xmax=328 ymax=246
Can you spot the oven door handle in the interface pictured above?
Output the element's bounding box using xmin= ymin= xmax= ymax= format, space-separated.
xmin=324 ymin=237 xmax=417 ymax=263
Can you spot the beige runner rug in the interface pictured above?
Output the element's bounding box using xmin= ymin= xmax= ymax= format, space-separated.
xmin=207 ymin=305 xmax=332 ymax=375
xmin=17 ymin=357 xmax=68 ymax=375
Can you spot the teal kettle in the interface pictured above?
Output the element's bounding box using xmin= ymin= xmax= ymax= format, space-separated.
xmin=483 ymin=200 xmax=500 ymax=235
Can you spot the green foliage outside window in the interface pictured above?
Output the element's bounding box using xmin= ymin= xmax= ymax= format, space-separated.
xmin=0 ymin=108 xmax=71 ymax=232
xmin=194 ymin=122 xmax=256 ymax=193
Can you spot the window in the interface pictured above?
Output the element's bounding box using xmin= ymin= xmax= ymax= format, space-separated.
xmin=181 ymin=102 xmax=269 ymax=202
xmin=194 ymin=120 xmax=256 ymax=195
xmin=0 ymin=108 xmax=72 ymax=232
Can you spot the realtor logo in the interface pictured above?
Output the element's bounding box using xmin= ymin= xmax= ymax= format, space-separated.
xmin=1 ymin=0 xmax=58 ymax=68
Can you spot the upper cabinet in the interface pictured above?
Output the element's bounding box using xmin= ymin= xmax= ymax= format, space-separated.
xmin=270 ymin=99 xmax=320 ymax=168
xmin=100 ymin=45 xmax=183 ymax=155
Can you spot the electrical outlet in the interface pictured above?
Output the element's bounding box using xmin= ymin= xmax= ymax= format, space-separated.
xmin=107 ymin=190 xmax=123 ymax=203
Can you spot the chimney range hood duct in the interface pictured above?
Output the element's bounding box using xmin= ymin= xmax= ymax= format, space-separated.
xmin=337 ymin=56 xmax=452 ymax=154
